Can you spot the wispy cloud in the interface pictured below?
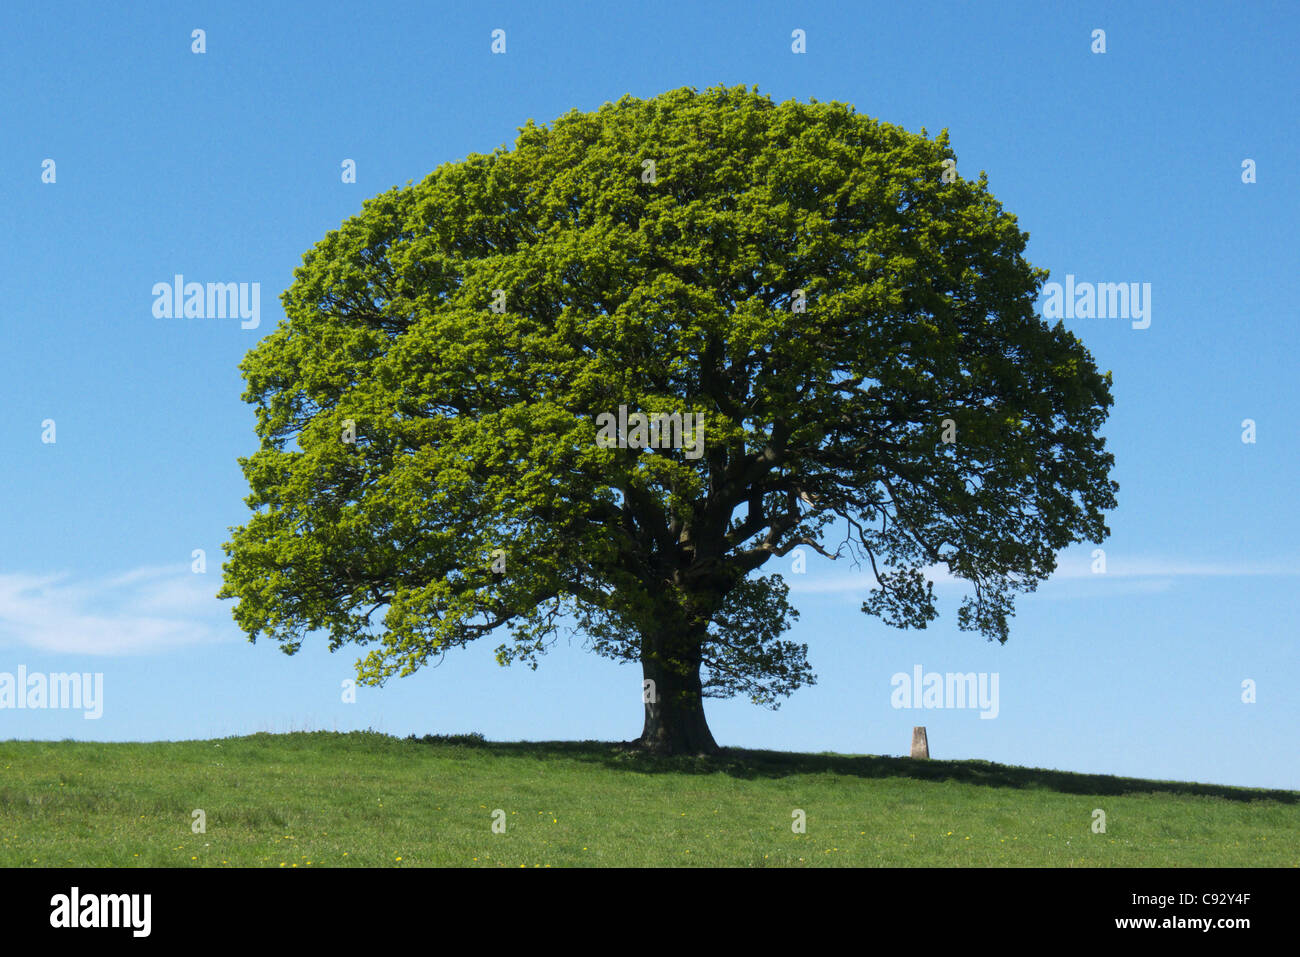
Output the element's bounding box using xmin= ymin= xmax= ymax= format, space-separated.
xmin=787 ymin=555 xmax=1300 ymax=595
xmin=0 ymin=564 xmax=233 ymax=655
xmin=1048 ymin=556 xmax=1300 ymax=579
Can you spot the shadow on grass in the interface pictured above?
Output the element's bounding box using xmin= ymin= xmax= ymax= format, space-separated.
xmin=404 ymin=734 xmax=1298 ymax=805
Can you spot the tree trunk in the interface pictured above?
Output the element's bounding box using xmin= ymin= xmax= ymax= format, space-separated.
xmin=636 ymin=635 xmax=719 ymax=756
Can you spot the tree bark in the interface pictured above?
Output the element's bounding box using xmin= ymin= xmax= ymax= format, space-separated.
xmin=635 ymin=630 xmax=719 ymax=755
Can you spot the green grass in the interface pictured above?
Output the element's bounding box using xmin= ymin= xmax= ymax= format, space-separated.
xmin=1 ymin=731 xmax=1295 ymax=867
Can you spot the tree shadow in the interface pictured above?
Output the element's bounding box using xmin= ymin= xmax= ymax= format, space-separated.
xmin=404 ymin=735 xmax=1298 ymax=805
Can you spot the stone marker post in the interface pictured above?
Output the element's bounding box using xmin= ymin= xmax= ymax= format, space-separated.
xmin=910 ymin=726 xmax=930 ymax=759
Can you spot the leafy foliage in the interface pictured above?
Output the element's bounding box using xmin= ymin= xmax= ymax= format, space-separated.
xmin=220 ymin=85 xmax=1117 ymax=715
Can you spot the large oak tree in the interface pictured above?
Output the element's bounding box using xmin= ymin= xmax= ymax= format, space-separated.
xmin=219 ymin=85 xmax=1117 ymax=754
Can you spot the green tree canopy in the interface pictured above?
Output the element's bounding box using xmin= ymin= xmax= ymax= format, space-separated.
xmin=220 ymin=85 xmax=1117 ymax=754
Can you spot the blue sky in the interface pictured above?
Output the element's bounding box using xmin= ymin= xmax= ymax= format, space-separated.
xmin=2 ymin=1 xmax=1296 ymax=790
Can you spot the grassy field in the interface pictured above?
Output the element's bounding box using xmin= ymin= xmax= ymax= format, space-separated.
xmin=0 ymin=731 xmax=1295 ymax=867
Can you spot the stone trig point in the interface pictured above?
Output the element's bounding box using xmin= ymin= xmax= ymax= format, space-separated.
xmin=910 ymin=726 xmax=930 ymax=759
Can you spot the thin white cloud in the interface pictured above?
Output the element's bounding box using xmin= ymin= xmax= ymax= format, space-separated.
xmin=0 ymin=564 xmax=232 ymax=655
xmin=790 ymin=573 xmax=895 ymax=594
xmin=1049 ymin=556 xmax=1300 ymax=579
xmin=788 ymin=556 xmax=1300 ymax=594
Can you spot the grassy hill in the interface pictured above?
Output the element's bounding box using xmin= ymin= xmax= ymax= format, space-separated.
xmin=1 ymin=731 xmax=1295 ymax=867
